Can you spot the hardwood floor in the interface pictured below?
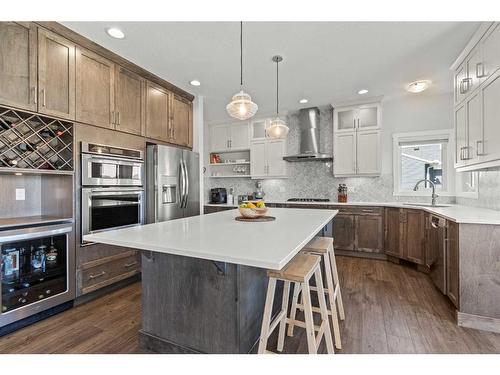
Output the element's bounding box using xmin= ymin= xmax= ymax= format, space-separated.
xmin=1 ymin=256 xmax=500 ymax=354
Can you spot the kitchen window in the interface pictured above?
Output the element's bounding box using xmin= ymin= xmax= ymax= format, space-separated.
xmin=393 ymin=130 xmax=455 ymax=196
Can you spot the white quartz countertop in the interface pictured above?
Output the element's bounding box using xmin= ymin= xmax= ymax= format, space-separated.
xmin=83 ymin=208 xmax=337 ymax=270
xmin=205 ymin=201 xmax=500 ymax=225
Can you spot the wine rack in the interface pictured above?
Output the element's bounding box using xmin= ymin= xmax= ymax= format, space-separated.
xmin=0 ymin=107 xmax=73 ymax=173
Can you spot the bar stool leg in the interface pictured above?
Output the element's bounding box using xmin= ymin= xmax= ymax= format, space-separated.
xmin=258 ymin=278 xmax=276 ymax=354
xmin=287 ymin=282 xmax=301 ymax=337
xmin=329 ymin=249 xmax=345 ymax=320
xmin=322 ymin=253 xmax=342 ymax=349
xmin=277 ymin=281 xmax=290 ymax=352
xmin=315 ymin=267 xmax=335 ymax=354
xmin=300 ymin=280 xmax=317 ymax=354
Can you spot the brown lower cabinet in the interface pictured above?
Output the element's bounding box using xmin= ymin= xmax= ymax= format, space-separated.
xmin=204 ymin=205 xmax=235 ymax=214
xmin=384 ymin=208 xmax=425 ymax=264
xmin=446 ymin=221 xmax=460 ymax=308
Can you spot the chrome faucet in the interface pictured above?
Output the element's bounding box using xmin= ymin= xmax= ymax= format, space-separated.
xmin=413 ymin=179 xmax=438 ymax=206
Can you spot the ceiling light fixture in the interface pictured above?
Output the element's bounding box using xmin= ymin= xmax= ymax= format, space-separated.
xmin=358 ymin=89 xmax=368 ymax=95
xmin=190 ymin=80 xmax=201 ymax=86
xmin=266 ymin=55 xmax=289 ymax=139
xmin=106 ymin=28 xmax=125 ymax=39
xmin=226 ymin=22 xmax=258 ymax=120
xmin=299 ymin=98 xmax=308 ymax=104
xmin=406 ymin=80 xmax=431 ymax=93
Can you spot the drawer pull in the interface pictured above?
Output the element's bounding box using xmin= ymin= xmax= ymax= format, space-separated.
xmin=361 ymin=209 xmax=374 ymax=213
xmin=89 ymin=271 xmax=106 ymax=280
xmin=124 ymin=261 xmax=138 ymax=268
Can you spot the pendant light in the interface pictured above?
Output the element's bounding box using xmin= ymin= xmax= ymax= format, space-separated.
xmin=266 ymin=55 xmax=289 ymax=139
xmin=226 ymin=22 xmax=258 ymax=120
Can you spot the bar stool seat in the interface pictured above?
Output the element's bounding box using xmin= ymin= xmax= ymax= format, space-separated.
xmin=258 ymin=253 xmax=334 ymax=354
xmin=288 ymin=236 xmax=345 ymax=350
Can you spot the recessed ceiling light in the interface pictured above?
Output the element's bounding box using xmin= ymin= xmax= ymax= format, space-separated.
xmin=190 ymin=80 xmax=201 ymax=86
xmin=299 ymin=98 xmax=308 ymax=104
xmin=106 ymin=28 xmax=125 ymax=39
xmin=358 ymin=89 xmax=369 ymax=95
xmin=406 ymin=80 xmax=431 ymax=93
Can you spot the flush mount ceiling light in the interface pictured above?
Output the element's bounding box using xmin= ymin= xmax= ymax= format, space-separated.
xmin=226 ymin=22 xmax=258 ymax=120
xmin=358 ymin=89 xmax=369 ymax=95
xmin=266 ymin=55 xmax=289 ymax=139
xmin=190 ymin=80 xmax=201 ymax=86
xmin=406 ymin=80 xmax=431 ymax=93
xmin=106 ymin=27 xmax=125 ymax=39
xmin=299 ymin=98 xmax=308 ymax=104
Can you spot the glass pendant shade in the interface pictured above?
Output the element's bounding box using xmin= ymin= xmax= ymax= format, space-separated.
xmin=226 ymin=90 xmax=258 ymax=120
xmin=266 ymin=117 xmax=289 ymax=139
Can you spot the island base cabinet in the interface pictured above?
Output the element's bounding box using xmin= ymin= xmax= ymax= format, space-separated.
xmin=446 ymin=221 xmax=459 ymax=309
xmin=140 ymin=252 xmax=268 ymax=353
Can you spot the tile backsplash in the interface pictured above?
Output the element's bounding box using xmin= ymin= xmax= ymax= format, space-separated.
xmin=205 ymin=106 xmax=499 ymax=209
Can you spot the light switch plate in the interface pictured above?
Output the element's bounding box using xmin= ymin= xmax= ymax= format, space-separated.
xmin=15 ymin=188 xmax=25 ymax=201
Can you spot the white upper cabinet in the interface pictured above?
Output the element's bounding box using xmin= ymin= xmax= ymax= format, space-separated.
xmin=452 ymin=22 xmax=500 ymax=171
xmin=209 ymin=122 xmax=250 ymax=152
xmin=333 ymin=102 xmax=382 ymax=177
xmin=334 ymin=102 xmax=381 ymax=133
xmin=250 ymin=139 xmax=287 ymax=179
xmin=250 ymin=118 xmax=270 ymax=140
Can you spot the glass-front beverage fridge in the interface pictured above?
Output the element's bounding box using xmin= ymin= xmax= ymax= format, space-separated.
xmin=0 ymin=223 xmax=75 ymax=329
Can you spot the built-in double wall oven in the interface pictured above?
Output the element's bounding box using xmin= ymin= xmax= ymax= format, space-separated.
xmin=81 ymin=143 xmax=145 ymax=244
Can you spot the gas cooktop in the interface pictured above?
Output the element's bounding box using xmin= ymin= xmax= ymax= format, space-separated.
xmin=286 ymin=198 xmax=331 ymax=202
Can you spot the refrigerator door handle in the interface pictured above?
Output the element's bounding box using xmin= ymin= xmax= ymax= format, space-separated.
xmin=183 ymin=160 xmax=189 ymax=209
xmin=178 ymin=161 xmax=185 ymax=208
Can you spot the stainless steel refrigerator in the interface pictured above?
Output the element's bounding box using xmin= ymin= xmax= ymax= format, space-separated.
xmin=146 ymin=144 xmax=200 ymax=223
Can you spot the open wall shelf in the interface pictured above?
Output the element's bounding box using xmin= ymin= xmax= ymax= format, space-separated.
xmin=0 ymin=107 xmax=74 ymax=173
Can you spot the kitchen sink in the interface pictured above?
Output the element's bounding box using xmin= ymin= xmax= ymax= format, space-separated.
xmin=403 ymin=203 xmax=451 ymax=208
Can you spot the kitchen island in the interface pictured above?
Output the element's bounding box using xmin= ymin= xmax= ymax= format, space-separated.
xmin=84 ymin=208 xmax=337 ymax=353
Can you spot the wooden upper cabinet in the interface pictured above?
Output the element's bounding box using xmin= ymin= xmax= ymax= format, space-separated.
xmin=384 ymin=208 xmax=402 ymax=258
xmin=404 ymin=209 xmax=425 ymax=264
xmin=0 ymin=22 xmax=37 ymax=111
xmin=171 ymin=94 xmax=192 ymax=147
xmin=145 ymin=81 xmax=170 ymax=142
xmin=114 ymin=66 xmax=144 ymax=136
xmin=76 ymin=47 xmax=114 ymax=128
xmin=38 ymin=28 xmax=75 ymax=120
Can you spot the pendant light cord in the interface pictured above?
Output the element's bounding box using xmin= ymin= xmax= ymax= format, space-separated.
xmin=276 ymin=59 xmax=279 ymax=116
xmin=240 ymin=21 xmax=243 ymax=87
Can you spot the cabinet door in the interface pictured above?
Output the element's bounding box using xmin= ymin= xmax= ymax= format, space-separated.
xmin=357 ymin=104 xmax=380 ymax=130
xmin=250 ymin=119 xmax=269 ymax=140
xmin=171 ymin=94 xmax=192 ymax=147
xmin=466 ymin=90 xmax=483 ymax=163
xmin=230 ymin=122 xmax=250 ymax=150
xmin=266 ymin=139 xmax=287 ymax=177
xmin=356 ymin=130 xmax=380 ymax=175
xmin=333 ymin=132 xmax=356 ymax=176
xmin=210 ymin=124 xmax=230 ymax=151
xmin=454 ymin=63 xmax=467 ymax=104
xmin=76 ymin=47 xmax=114 ymax=128
xmin=114 ymin=66 xmax=143 ymax=136
xmin=481 ymin=70 xmax=500 ymax=162
xmin=38 ymin=28 xmax=75 ymax=120
xmin=145 ymin=81 xmax=170 ymax=141
xmin=333 ymin=214 xmax=355 ymax=251
xmin=0 ymin=22 xmax=37 ymax=111
xmin=334 ymin=107 xmax=357 ymax=132
xmin=455 ymin=103 xmax=468 ymax=166
xmin=446 ymin=221 xmax=460 ymax=309
xmin=354 ymin=214 xmax=383 ymax=253
xmin=250 ymin=140 xmax=266 ymax=177
xmin=384 ymin=208 xmax=402 ymax=257
xmin=481 ymin=23 xmax=500 ymax=80
xmin=466 ymin=46 xmax=483 ymax=92
xmin=404 ymin=209 xmax=425 ymax=265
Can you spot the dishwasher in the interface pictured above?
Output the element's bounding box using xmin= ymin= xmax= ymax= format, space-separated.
xmin=426 ymin=214 xmax=447 ymax=294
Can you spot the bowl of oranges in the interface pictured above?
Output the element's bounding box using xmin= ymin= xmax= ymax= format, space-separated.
xmin=238 ymin=201 xmax=268 ymax=218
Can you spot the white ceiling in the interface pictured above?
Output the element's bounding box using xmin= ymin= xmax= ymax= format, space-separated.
xmin=62 ymin=22 xmax=480 ymax=123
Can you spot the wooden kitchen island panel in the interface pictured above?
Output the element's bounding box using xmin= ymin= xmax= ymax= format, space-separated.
xmin=139 ymin=252 xmax=268 ymax=353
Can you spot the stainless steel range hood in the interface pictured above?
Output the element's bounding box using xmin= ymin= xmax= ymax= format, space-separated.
xmin=283 ymin=107 xmax=332 ymax=162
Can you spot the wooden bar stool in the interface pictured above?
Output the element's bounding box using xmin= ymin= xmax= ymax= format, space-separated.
xmin=287 ymin=237 xmax=345 ymax=350
xmin=258 ymin=253 xmax=334 ymax=354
